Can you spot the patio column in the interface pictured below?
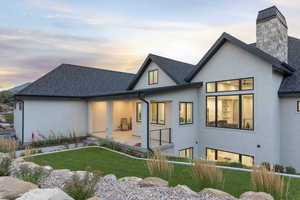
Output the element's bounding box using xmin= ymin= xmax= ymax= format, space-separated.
xmin=141 ymin=101 xmax=148 ymax=148
xmin=106 ymin=101 xmax=113 ymax=140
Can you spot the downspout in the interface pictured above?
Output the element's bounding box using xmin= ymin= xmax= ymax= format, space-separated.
xmin=20 ymin=100 xmax=25 ymax=144
xmin=138 ymin=92 xmax=152 ymax=152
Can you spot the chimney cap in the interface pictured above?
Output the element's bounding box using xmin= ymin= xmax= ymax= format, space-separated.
xmin=257 ymin=6 xmax=287 ymax=28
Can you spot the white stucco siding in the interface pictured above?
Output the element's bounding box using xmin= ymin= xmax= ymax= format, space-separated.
xmin=191 ymin=42 xmax=283 ymax=164
xmin=23 ymin=100 xmax=88 ymax=143
xmin=280 ymin=97 xmax=300 ymax=171
xmin=133 ymin=62 xmax=176 ymax=90
xmin=88 ymin=101 xmax=106 ymax=134
xmin=14 ymin=102 xmax=23 ymax=140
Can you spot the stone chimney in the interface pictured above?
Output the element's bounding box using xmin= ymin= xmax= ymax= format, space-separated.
xmin=256 ymin=6 xmax=288 ymax=63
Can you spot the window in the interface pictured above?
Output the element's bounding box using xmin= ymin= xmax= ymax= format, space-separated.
xmin=297 ymin=101 xmax=300 ymax=112
xmin=206 ymin=78 xmax=254 ymax=93
xmin=179 ymin=102 xmax=193 ymax=124
xmin=136 ymin=102 xmax=142 ymax=122
xmin=179 ymin=147 xmax=193 ymax=159
xmin=206 ymin=148 xmax=254 ymax=167
xmin=151 ymin=102 xmax=165 ymax=125
xmin=206 ymin=94 xmax=254 ymax=130
xmin=148 ymin=70 xmax=158 ymax=85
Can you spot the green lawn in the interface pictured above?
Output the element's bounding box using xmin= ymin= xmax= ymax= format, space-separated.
xmin=26 ymin=147 xmax=300 ymax=199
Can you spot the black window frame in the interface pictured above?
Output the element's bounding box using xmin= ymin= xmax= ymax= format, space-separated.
xmin=179 ymin=102 xmax=193 ymax=125
xmin=179 ymin=147 xmax=194 ymax=159
xmin=136 ymin=102 xmax=142 ymax=122
xmin=206 ymin=147 xmax=254 ymax=166
xmin=148 ymin=69 xmax=158 ymax=85
xmin=297 ymin=101 xmax=300 ymax=112
xmin=206 ymin=94 xmax=254 ymax=131
xmin=206 ymin=77 xmax=254 ymax=93
xmin=151 ymin=102 xmax=165 ymax=125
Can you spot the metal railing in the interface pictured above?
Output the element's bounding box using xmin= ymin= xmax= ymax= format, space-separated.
xmin=149 ymin=128 xmax=171 ymax=147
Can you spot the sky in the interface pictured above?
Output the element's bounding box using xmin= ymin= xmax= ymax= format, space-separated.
xmin=1 ymin=0 xmax=300 ymax=90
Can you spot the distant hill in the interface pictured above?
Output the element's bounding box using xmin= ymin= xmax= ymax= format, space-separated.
xmin=9 ymin=82 xmax=31 ymax=94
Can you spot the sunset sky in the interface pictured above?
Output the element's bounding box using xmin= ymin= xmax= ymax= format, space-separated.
xmin=1 ymin=0 xmax=300 ymax=90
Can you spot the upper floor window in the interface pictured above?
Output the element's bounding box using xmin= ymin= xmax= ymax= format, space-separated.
xmin=136 ymin=102 xmax=142 ymax=122
xmin=206 ymin=78 xmax=254 ymax=93
xmin=148 ymin=70 xmax=158 ymax=85
xmin=151 ymin=102 xmax=165 ymax=125
xmin=179 ymin=102 xmax=193 ymax=124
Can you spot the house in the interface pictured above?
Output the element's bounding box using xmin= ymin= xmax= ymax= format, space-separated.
xmin=14 ymin=6 xmax=300 ymax=171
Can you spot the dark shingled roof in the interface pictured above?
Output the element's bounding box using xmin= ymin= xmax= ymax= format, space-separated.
xmin=16 ymin=64 xmax=135 ymax=97
xmin=127 ymin=54 xmax=195 ymax=89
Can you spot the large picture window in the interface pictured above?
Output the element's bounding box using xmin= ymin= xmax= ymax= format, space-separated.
xmin=179 ymin=102 xmax=193 ymax=124
xmin=206 ymin=148 xmax=254 ymax=167
xmin=136 ymin=102 xmax=142 ymax=122
xmin=206 ymin=94 xmax=254 ymax=130
xmin=148 ymin=70 xmax=158 ymax=85
xmin=206 ymin=78 xmax=254 ymax=93
xmin=179 ymin=147 xmax=193 ymax=159
xmin=151 ymin=102 xmax=165 ymax=125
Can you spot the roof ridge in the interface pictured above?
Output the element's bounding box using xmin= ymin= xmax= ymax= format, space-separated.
xmin=149 ymin=54 xmax=194 ymax=66
xmin=60 ymin=63 xmax=135 ymax=75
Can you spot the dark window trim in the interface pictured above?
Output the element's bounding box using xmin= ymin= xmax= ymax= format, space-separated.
xmin=19 ymin=102 xmax=23 ymax=111
xmin=206 ymin=77 xmax=254 ymax=93
xmin=136 ymin=102 xmax=142 ymax=122
xmin=206 ymin=147 xmax=254 ymax=166
xmin=151 ymin=102 xmax=165 ymax=125
xmin=179 ymin=102 xmax=193 ymax=125
xmin=297 ymin=101 xmax=300 ymax=112
xmin=179 ymin=147 xmax=194 ymax=159
xmin=148 ymin=69 xmax=158 ymax=85
xmin=205 ymin=93 xmax=254 ymax=131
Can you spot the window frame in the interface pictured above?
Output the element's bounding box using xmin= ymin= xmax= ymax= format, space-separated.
xmin=206 ymin=147 xmax=254 ymax=166
xmin=297 ymin=101 xmax=300 ymax=112
xmin=179 ymin=102 xmax=193 ymax=125
xmin=151 ymin=102 xmax=165 ymax=125
xmin=148 ymin=69 xmax=158 ymax=85
xmin=206 ymin=77 xmax=254 ymax=93
xmin=179 ymin=147 xmax=194 ymax=159
xmin=205 ymin=93 xmax=254 ymax=131
xmin=136 ymin=102 xmax=142 ymax=122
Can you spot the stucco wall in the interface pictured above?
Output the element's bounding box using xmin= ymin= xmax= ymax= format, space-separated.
xmin=22 ymin=100 xmax=88 ymax=143
xmin=191 ymin=42 xmax=283 ymax=164
xmin=89 ymin=101 xmax=106 ymax=134
xmin=133 ymin=62 xmax=176 ymax=90
xmin=280 ymin=97 xmax=300 ymax=171
xmin=14 ymin=102 xmax=23 ymax=140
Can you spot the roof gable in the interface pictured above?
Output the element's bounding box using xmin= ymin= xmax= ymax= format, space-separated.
xmin=185 ymin=32 xmax=295 ymax=82
xmin=127 ymin=54 xmax=195 ymax=90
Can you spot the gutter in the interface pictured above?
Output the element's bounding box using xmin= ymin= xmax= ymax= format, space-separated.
xmin=137 ymin=92 xmax=152 ymax=152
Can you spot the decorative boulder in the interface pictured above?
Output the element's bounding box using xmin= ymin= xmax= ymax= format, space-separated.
xmin=40 ymin=169 xmax=74 ymax=189
xmin=138 ymin=177 xmax=168 ymax=187
xmin=198 ymin=188 xmax=237 ymax=200
xmin=87 ymin=196 xmax=102 ymax=200
xmin=16 ymin=188 xmax=74 ymax=200
xmin=174 ymin=185 xmax=199 ymax=196
xmin=240 ymin=191 xmax=274 ymax=200
xmin=119 ymin=176 xmax=142 ymax=184
xmin=0 ymin=176 xmax=38 ymax=199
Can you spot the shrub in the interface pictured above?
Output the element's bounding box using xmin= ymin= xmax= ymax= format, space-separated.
xmin=6 ymin=113 xmax=13 ymax=124
xmin=0 ymin=138 xmax=17 ymax=158
xmin=64 ymin=171 xmax=101 ymax=200
xmin=251 ymin=166 xmax=290 ymax=200
xmin=274 ymin=164 xmax=285 ymax=173
xmin=0 ymin=157 xmax=12 ymax=176
xmin=15 ymin=164 xmax=49 ymax=185
xmin=285 ymin=166 xmax=296 ymax=174
xmin=147 ymin=151 xmax=174 ymax=181
xmin=261 ymin=162 xmax=271 ymax=171
xmin=191 ymin=159 xmax=224 ymax=190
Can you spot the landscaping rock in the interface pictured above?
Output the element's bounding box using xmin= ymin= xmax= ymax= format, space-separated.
xmin=103 ymin=174 xmax=117 ymax=182
xmin=40 ymin=169 xmax=74 ymax=189
xmin=138 ymin=177 xmax=168 ymax=187
xmin=240 ymin=191 xmax=274 ymax=200
xmin=198 ymin=188 xmax=237 ymax=200
xmin=0 ymin=176 xmax=38 ymax=199
xmin=119 ymin=176 xmax=142 ymax=184
xmin=87 ymin=196 xmax=102 ymax=200
xmin=174 ymin=185 xmax=198 ymax=196
xmin=16 ymin=188 xmax=74 ymax=200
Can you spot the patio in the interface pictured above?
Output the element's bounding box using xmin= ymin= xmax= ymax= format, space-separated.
xmin=92 ymin=131 xmax=142 ymax=147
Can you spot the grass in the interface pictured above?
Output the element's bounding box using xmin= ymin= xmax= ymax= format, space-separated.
xmin=26 ymin=147 xmax=300 ymax=199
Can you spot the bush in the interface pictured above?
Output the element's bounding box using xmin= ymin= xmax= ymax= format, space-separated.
xmin=191 ymin=160 xmax=224 ymax=191
xmin=0 ymin=138 xmax=17 ymax=158
xmin=64 ymin=171 xmax=101 ymax=200
xmin=274 ymin=164 xmax=285 ymax=173
xmin=261 ymin=162 xmax=271 ymax=171
xmin=6 ymin=113 xmax=13 ymax=124
xmin=0 ymin=157 xmax=12 ymax=176
xmin=147 ymin=151 xmax=174 ymax=181
xmin=15 ymin=164 xmax=49 ymax=185
xmin=285 ymin=166 xmax=296 ymax=174
xmin=251 ymin=166 xmax=290 ymax=200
